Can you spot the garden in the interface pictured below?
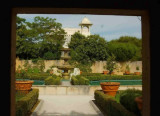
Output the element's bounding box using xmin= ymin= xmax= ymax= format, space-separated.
xmin=15 ymin=15 xmax=143 ymax=116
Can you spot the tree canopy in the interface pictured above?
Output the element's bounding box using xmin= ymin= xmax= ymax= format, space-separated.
xmin=108 ymin=36 xmax=142 ymax=61
xmin=16 ymin=16 xmax=66 ymax=60
xmin=69 ymin=32 xmax=109 ymax=65
xmin=16 ymin=16 xmax=142 ymax=63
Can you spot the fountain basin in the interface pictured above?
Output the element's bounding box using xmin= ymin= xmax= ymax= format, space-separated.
xmin=57 ymin=65 xmax=74 ymax=70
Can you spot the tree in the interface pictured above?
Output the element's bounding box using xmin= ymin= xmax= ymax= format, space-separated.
xmin=69 ymin=33 xmax=109 ymax=65
xmin=108 ymin=36 xmax=142 ymax=61
xmin=108 ymin=42 xmax=137 ymax=61
xmin=16 ymin=16 xmax=66 ymax=60
xmin=106 ymin=54 xmax=116 ymax=75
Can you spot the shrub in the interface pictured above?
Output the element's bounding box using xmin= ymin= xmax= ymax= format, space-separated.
xmin=16 ymin=69 xmax=28 ymax=80
xmin=94 ymin=90 xmax=136 ymax=116
xmin=27 ymin=73 xmax=50 ymax=80
xmin=119 ymin=89 xmax=142 ymax=116
xmin=16 ymin=89 xmax=39 ymax=116
xmin=44 ymin=76 xmax=61 ymax=85
xmin=44 ymin=76 xmax=54 ymax=85
xmin=43 ymin=51 xmax=55 ymax=60
xmin=71 ymin=76 xmax=89 ymax=85
xmin=71 ymin=76 xmax=79 ymax=85
xmin=54 ymin=77 xmax=62 ymax=85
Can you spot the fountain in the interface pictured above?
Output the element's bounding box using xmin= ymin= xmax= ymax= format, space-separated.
xmin=57 ymin=48 xmax=74 ymax=80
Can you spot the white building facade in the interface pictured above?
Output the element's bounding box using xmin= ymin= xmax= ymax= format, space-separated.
xmin=63 ymin=17 xmax=93 ymax=48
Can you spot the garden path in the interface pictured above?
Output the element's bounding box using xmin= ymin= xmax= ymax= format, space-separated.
xmin=33 ymin=95 xmax=101 ymax=116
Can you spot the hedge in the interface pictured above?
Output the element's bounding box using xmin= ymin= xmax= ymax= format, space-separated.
xmin=94 ymin=90 xmax=136 ymax=116
xmin=84 ymin=75 xmax=142 ymax=81
xmin=71 ymin=76 xmax=79 ymax=85
xmin=16 ymin=72 xmax=50 ymax=80
xmin=71 ymin=76 xmax=90 ymax=85
xmin=44 ymin=76 xmax=62 ymax=85
xmin=119 ymin=89 xmax=142 ymax=116
xmin=16 ymin=89 xmax=39 ymax=116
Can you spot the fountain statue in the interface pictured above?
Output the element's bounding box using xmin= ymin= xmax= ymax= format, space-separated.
xmin=70 ymin=68 xmax=80 ymax=78
xmin=57 ymin=48 xmax=74 ymax=80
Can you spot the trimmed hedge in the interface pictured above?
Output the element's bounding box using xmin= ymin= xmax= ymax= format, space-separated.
xmin=16 ymin=89 xmax=39 ymax=116
xmin=71 ymin=76 xmax=79 ymax=85
xmin=71 ymin=76 xmax=90 ymax=85
xmin=84 ymin=75 xmax=142 ymax=81
xmin=119 ymin=89 xmax=142 ymax=116
xmin=16 ymin=72 xmax=50 ymax=80
xmin=44 ymin=76 xmax=62 ymax=85
xmin=94 ymin=90 xmax=136 ymax=116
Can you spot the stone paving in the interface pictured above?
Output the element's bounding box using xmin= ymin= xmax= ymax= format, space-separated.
xmin=33 ymin=95 xmax=101 ymax=116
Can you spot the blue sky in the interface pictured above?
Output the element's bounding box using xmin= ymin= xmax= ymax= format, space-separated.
xmin=17 ymin=14 xmax=142 ymax=41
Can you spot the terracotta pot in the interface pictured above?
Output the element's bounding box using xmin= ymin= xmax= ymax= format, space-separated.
xmin=135 ymin=96 xmax=142 ymax=112
xmin=103 ymin=71 xmax=108 ymax=75
xmin=100 ymin=82 xmax=120 ymax=97
xmin=134 ymin=72 xmax=141 ymax=75
xmin=80 ymin=71 xmax=82 ymax=74
xmin=111 ymin=72 xmax=115 ymax=75
xmin=125 ymin=71 xmax=130 ymax=75
xmin=15 ymin=81 xmax=34 ymax=93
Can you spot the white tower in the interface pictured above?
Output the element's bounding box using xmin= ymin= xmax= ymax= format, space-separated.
xmin=79 ymin=17 xmax=93 ymax=36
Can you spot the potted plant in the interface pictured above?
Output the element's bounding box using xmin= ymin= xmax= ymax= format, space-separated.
xmin=100 ymin=54 xmax=120 ymax=97
xmin=15 ymin=67 xmax=34 ymax=94
xmin=103 ymin=70 xmax=108 ymax=75
xmin=125 ymin=64 xmax=130 ymax=75
xmin=134 ymin=66 xmax=141 ymax=75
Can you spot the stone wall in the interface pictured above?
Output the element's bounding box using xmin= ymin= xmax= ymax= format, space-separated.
xmin=91 ymin=61 xmax=142 ymax=74
xmin=16 ymin=58 xmax=142 ymax=74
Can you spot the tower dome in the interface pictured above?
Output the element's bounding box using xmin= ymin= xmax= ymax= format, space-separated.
xmin=79 ymin=17 xmax=93 ymax=35
xmin=79 ymin=17 xmax=92 ymax=26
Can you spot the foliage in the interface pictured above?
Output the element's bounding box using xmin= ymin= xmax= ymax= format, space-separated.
xmin=16 ymin=89 xmax=39 ymax=116
xmin=44 ymin=76 xmax=61 ymax=85
xmin=43 ymin=51 xmax=55 ymax=60
xmin=105 ymin=54 xmax=117 ymax=75
xmin=108 ymin=36 xmax=142 ymax=61
xmin=22 ymin=59 xmax=45 ymax=73
xmin=16 ymin=66 xmax=27 ymax=80
xmin=69 ymin=32 xmax=109 ymax=65
xmin=136 ymin=66 xmax=139 ymax=70
xmin=120 ymin=89 xmax=142 ymax=116
xmin=27 ymin=73 xmax=50 ymax=80
xmin=108 ymin=42 xmax=138 ymax=61
xmin=69 ymin=62 xmax=92 ymax=73
xmin=94 ymin=90 xmax=136 ymax=116
xmin=16 ymin=16 xmax=66 ymax=60
xmin=81 ymin=75 xmax=142 ymax=81
xmin=71 ymin=76 xmax=90 ymax=85
xmin=125 ymin=64 xmax=130 ymax=72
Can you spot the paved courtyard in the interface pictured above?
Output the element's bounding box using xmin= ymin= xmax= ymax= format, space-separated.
xmin=33 ymin=95 xmax=101 ymax=116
